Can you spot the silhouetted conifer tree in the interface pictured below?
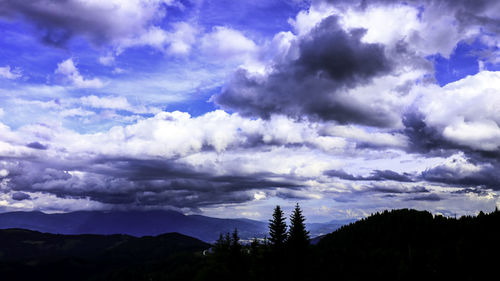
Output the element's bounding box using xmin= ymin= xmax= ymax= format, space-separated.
xmin=287 ymin=203 xmax=310 ymax=249
xmin=230 ymin=228 xmax=241 ymax=256
xmin=269 ymin=205 xmax=287 ymax=248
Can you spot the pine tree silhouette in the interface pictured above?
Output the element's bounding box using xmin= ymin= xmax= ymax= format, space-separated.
xmin=268 ymin=205 xmax=287 ymax=248
xmin=287 ymin=203 xmax=310 ymax=249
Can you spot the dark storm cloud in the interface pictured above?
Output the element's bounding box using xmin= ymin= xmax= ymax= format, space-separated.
xmin=0 ymin=0 xmax=166 ymax=46
xmin=275 ymin=189 xmax=312 ymax=200
xmin=324 ymin=169 xmax=414 ymax=182
xmin=214 ymin=15 xmax=395 ymax=127
xmin=26 ymin=142 xmax=48 ymax=150
xmin=1 ymin=157 xmax=300 ymax=210
xmin=0 ymin=0 xmax=111 ymax=46
xmin=11 ymin=192 xmax=31 ymax=201
xmin=401 ymin=111 xmax=460 ymax=155
xmin=420 ymin=161 xmax=500 ymax=190
xmin=370 ymin=184 xmax=429 ymax=194
xmin=405 ymin=193 xmax=442 ymax=202
xmin=452 ymin=188 xmax=487 ymax=195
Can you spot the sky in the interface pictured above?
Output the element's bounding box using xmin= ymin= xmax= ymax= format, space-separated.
xmin=1 ymin=0 xmax=500 ymax=222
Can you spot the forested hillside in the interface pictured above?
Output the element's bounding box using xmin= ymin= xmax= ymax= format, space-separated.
xmin=1 ymin=207 xmax=498 ymax=281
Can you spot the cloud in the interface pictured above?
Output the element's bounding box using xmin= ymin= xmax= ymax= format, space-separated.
xmin=322 ymin=0 xmax=500 ymax=59
xmin=406 ymin=193 xmax=442 ymax=202
xmin=0 ymin=65 xmax=21 ymax=79
xmin=117 ymin=22 xmax=198 ymax=55
xmin=214 ymin=16 xmax=394 ymax=126
xmin=11 ymin=192 xmax=30 ymax=201
xmin=26 ymin=142 xmax=48 ymax=150
xmin=0 ymin=0 xmax=179 ymax=47
xmin=2 ymin=0 xmax=500 ymax=218
xmin=55 ymin=59 xmax=104 ymax=88
xmin=324 ymin=169 xmax=414 ymax=182
xmin=98 ymin=53 xmax=115 ymax=66
xmin=323 ymin=124 xmax=408 ymax=148
xmin=414 ymin=71 xmax=500 ymax=152
xmin=200 ymin=26 xmax=258 ymax=60
xmin=369 ymin=184 xmax=429 ymax=194
xmin=79 ymin=95 xmax=159 ymax=114
xmin=420 ymin=153 xmax=500 ymax=190
xmin=0 ymin=111 xmax=342 ymax=210
xmin=1 ymin=156 xmax=300 ymax=210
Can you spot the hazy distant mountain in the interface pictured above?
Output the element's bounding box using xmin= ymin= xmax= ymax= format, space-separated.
xmin=307 ymin=219 xmax=357 ymax=237
xmin=0 ymin=210 xmax=265 ymax=242
xmin=0 ymin=210 xmax=352 ymax=242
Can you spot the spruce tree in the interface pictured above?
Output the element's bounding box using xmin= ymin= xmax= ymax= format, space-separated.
xmin=268 ymin=205 xmax=287 ymax=248
xmin=230 ymin=228 xmax=241 ymax=256
xmin=287 ymin=203 xmax=310 ymax=249
xmin=287 ymin=203 xmax=310 ymax=281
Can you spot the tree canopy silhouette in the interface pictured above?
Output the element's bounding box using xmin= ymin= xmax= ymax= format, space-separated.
xmin=268 ymin=205 xmax=287 ymax=248
xmin=287 ymin=203 xmax=310 ymax=250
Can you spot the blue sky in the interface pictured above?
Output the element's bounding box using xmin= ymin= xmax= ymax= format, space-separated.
xmin=1 ymin=0 xmax=500 ymax=222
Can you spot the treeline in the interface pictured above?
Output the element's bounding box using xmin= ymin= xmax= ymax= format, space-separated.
xmin=195 ymin=203 xmax=311 ymax=281
xmin=195 ymin=207 xmax=500 ymax=281
xmin=2 ymin=207 xmax=500 ymax=281
xmin=312 ymin=208 xmax=500 ymax=281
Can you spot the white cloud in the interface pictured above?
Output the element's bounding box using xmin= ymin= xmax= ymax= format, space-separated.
xmin=288 ymin=1 xmax=337 ymax=36
xmin=165 ymin=22 xmax=198 ymax=55
xmin=325 ymin=125 xmax=408 ymax=148
xmin=79 ymin=95 xmax=160 ymax=114
xmin=339 ymin=2 xmax=480 ymax=58
xmin=80 ymin=95 xmax=131 ymax=111
xmin=112 ymin=68 xmax=126 ymax=74
xmin=59 ymin=108 xmax=95 ymax=118
xmin=117 ymin=22 xmax=198 ymax=55
xmin=417 ymin=71 xmax=500 ymax=151
xmin=201 ymin=26 xmax=258 ymax=60
xmin=99 ymin=53 xmax=115 ymax=66
xmin=55 ymin=59 xmax=104 ymax=88
xmin=1 ymin=0 xmax=195 ymax=57
xmin=0 ymin=66 xmax=22 ymax=79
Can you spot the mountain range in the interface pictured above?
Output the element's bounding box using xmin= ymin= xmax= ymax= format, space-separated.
xmin=0 ymin=210 xmax=354 ymax=242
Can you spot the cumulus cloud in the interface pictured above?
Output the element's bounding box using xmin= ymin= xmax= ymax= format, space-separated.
xmin=1 ymin=157 xmax=300 ymax=209
xmin=0 ymin=0 xmax=179 ymax=46
xmin=0 ymin=65 xmax=21 ymax=79
xmin=214 ymin=16 xmax=395 ymax=126
xmin=0 ymin=111 xmax=342 ymax=210
xmin=200 ymin=26 xmax=258 ymax=60
xmin=2 ymin=0 xmax=500 ymax=217
xmin=117 ymin=22 xmax=198 ymax=55
xmin=416 ymin=71 xmax=500 ymax=152
xmin=420 ymin=153 xmax=500 ymax=190
xmin=55 ymin=59 xmax=104 ymax=88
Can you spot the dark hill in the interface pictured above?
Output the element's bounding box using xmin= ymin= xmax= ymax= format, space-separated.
xmin=313 ymin=208 xmax=500 ymax=281
xmin=0 ymin=228 xmax=209 ymax=281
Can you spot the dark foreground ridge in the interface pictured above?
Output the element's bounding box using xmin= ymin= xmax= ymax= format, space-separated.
xmin=0 ymin=208 xmax=499 ymax=281
xmin=0 ymin=229 xmax=209 ymax=281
